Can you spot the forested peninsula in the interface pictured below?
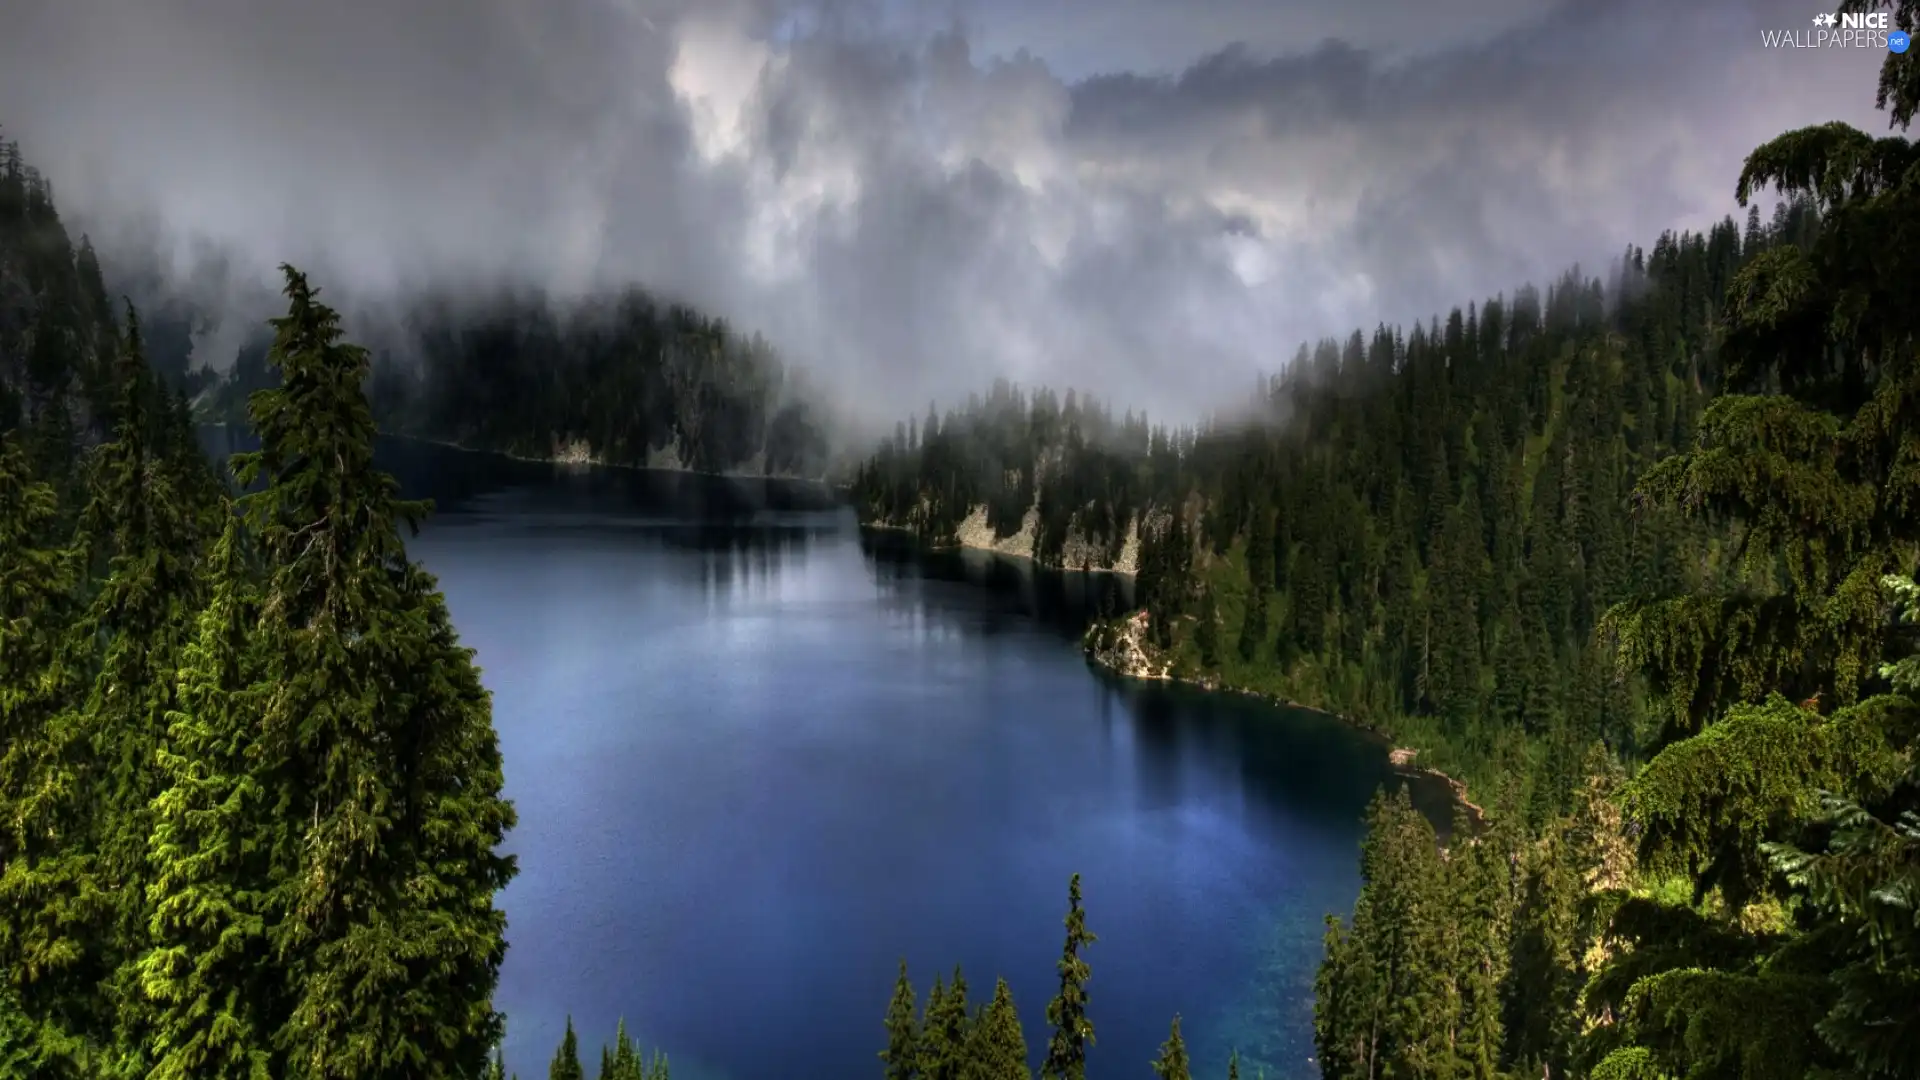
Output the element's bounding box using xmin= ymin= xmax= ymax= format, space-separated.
xmin=4 ymin=14 xmax=1919 ymax=1080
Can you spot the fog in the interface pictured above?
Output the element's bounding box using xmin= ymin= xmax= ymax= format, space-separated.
xmin=0 ymin=0 xmax=1894 ymax=425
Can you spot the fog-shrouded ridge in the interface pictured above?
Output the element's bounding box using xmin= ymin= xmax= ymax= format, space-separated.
xmin=0 ymin=0 xmax=1891 ymax=428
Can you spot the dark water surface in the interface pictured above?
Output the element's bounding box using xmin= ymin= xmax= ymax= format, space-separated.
xmin=232 ymin=433 xmax=1446 ymax=1080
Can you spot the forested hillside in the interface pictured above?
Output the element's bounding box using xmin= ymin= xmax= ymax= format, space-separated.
xmin=189 ymin=286 xmax=836 ymax=479
xmin=854 ymin=383 xmax=1167 ymax=569
xmin=857 ymin=193 xmax=1825 ymax=803
xmin=371 ymin=291 xmax=834 ymax=477
xmin=862 ymin=15 xmax=1920 ymax=1080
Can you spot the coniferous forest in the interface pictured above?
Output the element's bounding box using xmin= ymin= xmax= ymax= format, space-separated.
xmin=855 ymin=26 xmax=1920 ymax=1080
xmin=191 ymin=287 xmax=836 ymax=480
xmin=3 ymin=7 xmax=1918 ymax=1080
xmin=0 ymin=135 xmax=1172 ymax=1080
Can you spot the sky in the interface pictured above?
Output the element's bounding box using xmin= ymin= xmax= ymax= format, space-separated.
xmin=0 ymin=0 xmax=1900 ymax=424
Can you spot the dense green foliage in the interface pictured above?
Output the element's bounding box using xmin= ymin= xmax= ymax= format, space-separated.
xmin=859 ymin=187 xmax=1823 ymax=802
xmin=858 ymin=13 xmax=1920 ymax=1079
xmin=0 ymin=144 xmax=626 ymax=1079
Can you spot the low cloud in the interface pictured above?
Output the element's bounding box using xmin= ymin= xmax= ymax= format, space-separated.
xmin=0 ymin=0 xmax=1892 ymax=424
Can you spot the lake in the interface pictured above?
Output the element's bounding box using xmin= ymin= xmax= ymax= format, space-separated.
xmin=277 ymin=434 xmax=1448 ymax=1080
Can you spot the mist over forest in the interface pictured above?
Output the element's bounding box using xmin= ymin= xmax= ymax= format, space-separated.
xmin=0 ymin=0 xmax=1892 ymax=434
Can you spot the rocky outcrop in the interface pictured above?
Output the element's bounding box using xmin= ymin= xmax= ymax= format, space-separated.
xmin=1083 ymin=610 xmax=1173 ymax=680
xmin=940 ymin=504 xmax=1140 ymax=575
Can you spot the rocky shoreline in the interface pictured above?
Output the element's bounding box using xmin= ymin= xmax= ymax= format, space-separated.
xmin=1083 ymin=610 xmax=1487 ymax=826
xmin=860 ymin=511 xmax=1140 ymax=577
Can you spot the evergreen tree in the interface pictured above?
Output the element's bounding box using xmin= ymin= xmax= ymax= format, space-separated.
xmin=1150 ymin=1015 xmax=1190 ymax=1080
xmin=881 ymin=960 xmax=920 ymax=1080
xmin=139 ymin=514 xmax=276 ymax=1080
xmin=549 ymin=1019 xmax=582 ymax=1080
xmin=1584 ymin=58 xmax=1920 ymax=1079
xmin=1195 ymin=586 xmax=1220 ymax=668
xmin=1313 ymin=788 xmax=1454 ymax=1080
xmin=964 ymin=978 xmax=1028 ymax=1080
xmin=919 ymin=977 xmax=951 ymax=1080
xmin=71 ymin=304 xmax=213 ymax=1076
xmin=243 ymin=267 xmax=517 ymax=1078
xmin=0 ymin=432 xmax=83 ymax=1076
xmin=1040 ymin=874 xmax=1096 ymax=1080
xmin=1758 ymin=572 xmax=1920 ymax=1079
xmin=610 ymin=1018 xmax=640 ymax=1080
xmin=1240 ymin=503 xmax=1273 ymax=663
xmin=921 ymin=968 xmax=971 ymax=1080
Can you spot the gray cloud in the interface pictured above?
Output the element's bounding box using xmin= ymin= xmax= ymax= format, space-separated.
xmin=0 ymin=0 xmax=1894 ymax=425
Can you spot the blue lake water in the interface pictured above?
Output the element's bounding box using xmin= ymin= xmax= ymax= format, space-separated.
xmin=264 ymin=434 xmax=1445 ymax=1080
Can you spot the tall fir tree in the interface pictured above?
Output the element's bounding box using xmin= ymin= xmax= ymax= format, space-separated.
xmin=1040 ymin=874 xmax=1096 ymax=1080
xmin=919 ymin=976 xmax=951 ymax=1080
xmin=881 ymin=959 xmax=920 ymax=1080
xmin=921 ymin=968 xmax=971 ymax=1080
xmin=0 ymin=432 xmax=84 ymax=1077
xmin=1150 ymin=1015 xmax=1190 ymax=1080
xmin=549 ymin=1019 xmax=583 ymax=1080
xmin=240 ymin=267 xmax=518 ymax=1078
xmin=139 ymin=513 xmax=276 ymax=1080
xmin=71 ymin=303 xmax=213 ymax=1077
xmin=964 ymin=978 xmax=1028 ymax=1080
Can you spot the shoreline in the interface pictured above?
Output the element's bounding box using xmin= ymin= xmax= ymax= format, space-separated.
xmin=1082 ymin=611 xmax=1486 ymax=828
xmin=857 ymin=520 xmax=1139 ymax=579
xmin=392 ymin=432 xmax=842 ymax=488
xmin=194 ymin=421 xmax=848 ymax=490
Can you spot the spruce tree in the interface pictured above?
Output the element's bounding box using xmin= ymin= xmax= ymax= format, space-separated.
xmin=1150 ymin=1015 xmax=1190 ymax=1080
xmin=964 ymin=978 xmax=1028 ymax=1080
xmin=921 ymin=968 xmax=970 ymax=1080
xmin=880 ymin=959 xmax=919 ymax=1080
xmin=919 ymin=976 xmax=950 ymax=1079
xmin=610 ymin=1018 xmax=639 ymax=1080
xmin=1313 ymin=788 xmax=1451 ymax=1080
xmin=1589 ymin=64 xmax=1920 ymax=1078
xmin=140 ymin=514 xmax=276 ymax=1080
xmin=1193 ymin=585 xmax=1220 ymax=668
xmin=0 ymin=432 xmax=83 ymax=1075
xmin=72 ymin=304 xmax=212 ymax=1075
xmin=147 ymin=266 xmax=518 ymax=1079
xmin=1040 ymin=874 xmax=1095 ymax=1080
xmin=550 ymin=1019 xmax=583 ymax=1080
